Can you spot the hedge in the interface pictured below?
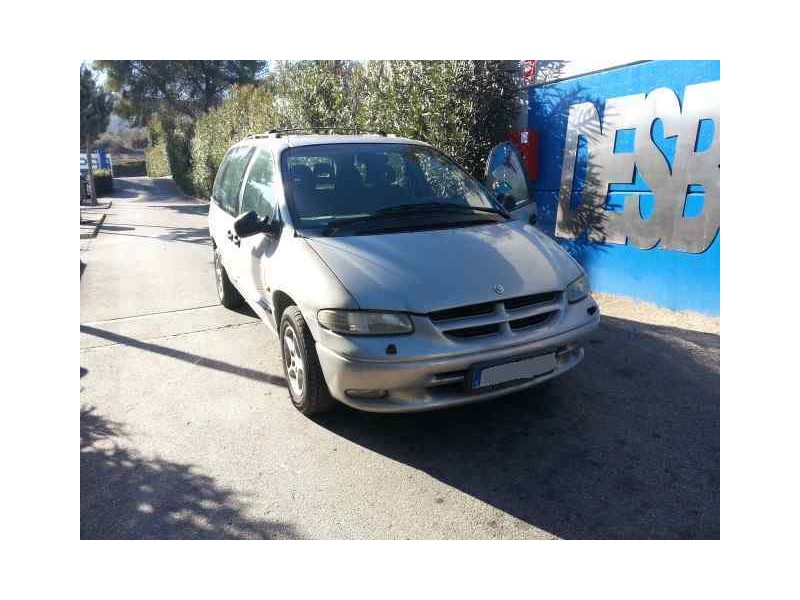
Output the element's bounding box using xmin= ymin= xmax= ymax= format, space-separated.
xmin=149 ymin=61 xmax=520 ymax=198
xmin=113 ymin=159 xmax=147 ymax=177
xmin=145 ymin=118 xmax=170 ymax=178
xmin=93 ymin=169 xmax=114 ymax=196
xmin=146 ymin=112 xmax=194 ymax=193
xmin=190 ymin=84 xmax=282 ymax=198
xmin=162 ymin=114 xmax=194 ymax=194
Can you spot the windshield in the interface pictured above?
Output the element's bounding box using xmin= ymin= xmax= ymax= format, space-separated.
xmin=280 ymin=143 xmax=502 ymax=233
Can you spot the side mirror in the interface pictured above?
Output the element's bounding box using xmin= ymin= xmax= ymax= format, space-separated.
xmin=234 ymin=210 xmax=273 ymax=238
xmin=485 ymin=142 xmax=531 ymax=211
xmin=492 ymin=181 xmax=515 ymax=211
xmin=493 ymin=181 xmax=513 ymax=198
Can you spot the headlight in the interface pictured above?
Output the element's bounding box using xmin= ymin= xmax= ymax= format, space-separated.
xmin=565 ymin=274 xmax=590 ymax=303
xmin=317 ymin=310 xmax=414 ymax=336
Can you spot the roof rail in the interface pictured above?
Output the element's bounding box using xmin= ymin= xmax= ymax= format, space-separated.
xmin=264 ymin=127 xmax=389 ymax=138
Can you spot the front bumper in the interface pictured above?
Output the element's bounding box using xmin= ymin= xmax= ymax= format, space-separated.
xmin=315 ymin=312 xmax=600 ymax=413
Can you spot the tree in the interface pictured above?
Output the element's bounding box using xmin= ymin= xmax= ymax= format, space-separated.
xmin=359 ymin=61 xmax=520 ymax=177
xmin=94 ymin=60 xmax=267 ymax=121
xmin=80 ymin=65 xmax=114 ymax=205
xmin=190 ymin=83 xmax=280 ymax=198
xmin=272 ymin=60 xmax=365 ymax=129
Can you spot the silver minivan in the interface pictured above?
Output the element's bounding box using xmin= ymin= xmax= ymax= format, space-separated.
xmin=209 ymin=130 xmax=599 ymax=415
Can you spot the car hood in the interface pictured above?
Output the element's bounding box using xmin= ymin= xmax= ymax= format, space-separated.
xmin=305 ymin=221 xmax=582 ymax=314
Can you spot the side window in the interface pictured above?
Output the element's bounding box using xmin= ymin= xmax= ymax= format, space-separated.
xmin=241 ymin=148 xmax=277 ymax=217
xmin=214 ymin=146 xmax=253 ymax=213
xmin=211 ymin=151 xmax=231 ymax=204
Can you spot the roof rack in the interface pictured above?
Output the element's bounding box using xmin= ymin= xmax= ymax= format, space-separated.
xmin=264 ymin=127 xmax=390 ymax=138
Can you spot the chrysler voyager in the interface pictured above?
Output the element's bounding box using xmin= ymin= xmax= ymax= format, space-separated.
xmin=209 ymin=130 xmax=600 ymax=414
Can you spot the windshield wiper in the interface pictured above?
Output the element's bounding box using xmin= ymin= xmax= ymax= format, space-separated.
xmin=321 ymin=202 xmax=507 ymax=236
xmin=375 ymin=202 xmax=508 ymax=218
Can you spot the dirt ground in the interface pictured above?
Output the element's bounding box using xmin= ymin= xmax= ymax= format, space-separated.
xmin=594 ymin=292 xmax=719 ymax=335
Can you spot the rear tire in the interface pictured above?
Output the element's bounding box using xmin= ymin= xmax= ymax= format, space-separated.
xmin=213 ymin=247 xmax=243 ymax=309
xmin=280 ymin=306 xmax=336 ymax=415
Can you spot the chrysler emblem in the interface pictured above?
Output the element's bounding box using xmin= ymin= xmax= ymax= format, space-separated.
xmin=493 ymin=285 xmax=505 ymax=295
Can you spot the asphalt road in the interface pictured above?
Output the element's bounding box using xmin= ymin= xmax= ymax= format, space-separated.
xmin=80 ymin=177 xmax=720 ymax=539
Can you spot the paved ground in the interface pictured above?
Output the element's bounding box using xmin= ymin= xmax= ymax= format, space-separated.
xmin=80 ymin=177 xmax=720 ymax=539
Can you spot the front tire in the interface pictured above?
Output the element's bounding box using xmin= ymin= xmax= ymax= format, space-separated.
xmin=280 ymin=306 xmax=335 ymax=415
xmin=213 ymin=247 xmax=243 ymax=309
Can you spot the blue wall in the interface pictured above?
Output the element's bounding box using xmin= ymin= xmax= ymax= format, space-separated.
xmin=529 ymin=60 xmax=720 ymax=315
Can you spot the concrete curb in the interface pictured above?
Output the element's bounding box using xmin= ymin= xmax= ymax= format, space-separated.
xmin=80 ymin=200 xmax=113 ymax=209
xmin=80 ymin=213 xmax=107 ymax=239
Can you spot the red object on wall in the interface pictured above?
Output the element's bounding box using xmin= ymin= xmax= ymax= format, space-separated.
xmin=508 ymin=129 xmax=540 ymax=181
xmin=522 ymin=60 xmax=537 ymax=87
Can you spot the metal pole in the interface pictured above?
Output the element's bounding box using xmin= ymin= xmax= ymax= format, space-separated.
xmin=85 ymin=132 xmax=97 ymax=206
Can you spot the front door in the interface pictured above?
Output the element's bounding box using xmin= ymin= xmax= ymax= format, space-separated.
xmin=211 ymin=145 xmax=254 ymax=290
xmin=236 ymin=147 xmax=280 ymax=309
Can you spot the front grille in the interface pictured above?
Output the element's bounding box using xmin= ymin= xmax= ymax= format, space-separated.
xmin=429 ymin=291 xmax=562 ymax=341
xmin=510 ymin=311 xmax=556 ymax=330
xmin=444 ymin=324 xmax=501 ymax=338
xmin=429 ymin=302 xmax=495 ymax=322
xmin=504 ymin=291 xmax=560 ymax=311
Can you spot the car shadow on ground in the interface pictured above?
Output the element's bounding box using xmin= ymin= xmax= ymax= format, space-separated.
xmin=80 ymin=406 xmax=299 ymax=539
xmin=313 ymin=315 xmax=720 ymax=539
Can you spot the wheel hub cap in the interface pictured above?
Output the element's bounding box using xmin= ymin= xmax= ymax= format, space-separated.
xmin=283 ymin=328 xmax=304 ymax=397
xmin=214 ymin=252 xmax=224 ymax=297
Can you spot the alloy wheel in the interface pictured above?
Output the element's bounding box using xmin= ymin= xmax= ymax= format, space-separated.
xmin=283 ymin=326 xmax=305 ymax=397
xmin=213 ymin=251 xmax=224 ymax=299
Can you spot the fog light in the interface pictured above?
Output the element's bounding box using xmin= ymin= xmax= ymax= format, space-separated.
xmin=556 ymin=345 xmax=579 ymax=363
xmin=345 ymin=389 xmax=388 ymax=400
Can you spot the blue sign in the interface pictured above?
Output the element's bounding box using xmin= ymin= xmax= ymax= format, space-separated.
xmin=529 ymin=60 xmax=720 ymax=315
xmin=80 ymin=150 xmax=113 ymax=173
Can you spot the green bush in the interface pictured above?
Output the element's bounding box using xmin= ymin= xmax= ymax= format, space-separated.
xmin=145 ymin=118 xmax=170 ymax=177
xmin=272 ymin=60 xmax=362 ymax=130
xmin=146 ymin=112 xmax=194 ymax=193
xmin=272 ymin=60 xmax=519 ymax=177
xmin=190 ymin=83 xmax=282 ymax=198
xmin=358 ymin=61 xmax=520 ymax=177
xmin=92 ymin=169 xmax=114 ymax=196
xmin=163 ymin=115 xmax=194 ymax=194
xmin=149 ymin=61 xmax=520 ymax=198
xmin=113 ymin=159 xmax=147 ymax=177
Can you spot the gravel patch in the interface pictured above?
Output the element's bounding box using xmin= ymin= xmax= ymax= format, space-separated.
xmin=594 ymin=292 xmax=719 ymax=334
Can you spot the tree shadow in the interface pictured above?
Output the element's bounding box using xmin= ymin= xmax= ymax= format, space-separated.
xmin=80 ymin=324 xmax=287 ymax=387
xmin=81 ymin=406 xmax=299 ymax=539
xmin=161 ymin=203 xmax=210 ymax=216
xmin=313 ymin=315 xmax=719 ymax=539
xmin=112 ymin=177 xmax=193 ymax=203
xmin=99 ymin=177 xmax=211 ymax=244
xmin=529 ymin=82 xmax=614 ymax=268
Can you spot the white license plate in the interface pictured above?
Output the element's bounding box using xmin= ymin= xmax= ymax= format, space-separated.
xmin=471 ymin=353 xmax=556 ymax=389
